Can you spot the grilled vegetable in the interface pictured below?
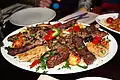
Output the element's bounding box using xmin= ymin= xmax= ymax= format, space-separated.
xmin=92 ymin=36 xmax=102 ymax=44
xmin=68 ymin=52 xmax=81 ymax=66
xmin=44 ymin=28 xmax=60 ymax=41
xmin=52 ymin=28 xmax=60 ymax=36
xmin=30 ymin=59 xmax=40 ymax=68
xmin=68 ymin=25 xmax=80 ymax=32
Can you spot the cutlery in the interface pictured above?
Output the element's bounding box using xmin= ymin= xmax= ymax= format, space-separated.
xmin=64 ymin=12 xmax=88 ymax=22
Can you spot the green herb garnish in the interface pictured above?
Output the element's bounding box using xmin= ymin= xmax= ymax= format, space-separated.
xmin=52 ymin=42 xmax=57 ymax=46
xmin=71 ymin=48 xmax=76 ymax=51
xmin=57 ymin=68 xmax=61 ymax=70
xmin=14 ymin=37 xmax=18 ymax=40
xmin=31 ymin=33 xmax=36 ymax=37
xmin=100 ymin=50 xmax=105 ymax=54
xmin=42 ymin=71 xmax=48 ymax=74
xmin=62 ymin=61 xmax=71 ymax=69
xmin=78 ymin=45 xmax=84 ymax=50
xmin=48 ymin=50 xmax=58 ymax=56
xmin=77 ymin=64 xmax=88 ymax=69
xmin=39 ymin=56 xmax=48 ymax=70
xmin=103 ymin=36 xmax=111 ymax=42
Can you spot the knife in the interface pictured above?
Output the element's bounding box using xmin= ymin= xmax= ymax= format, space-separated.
xmin=64 ymin=12 xmax=88 ymax=21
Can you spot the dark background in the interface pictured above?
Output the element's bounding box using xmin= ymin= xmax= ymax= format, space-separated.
xmin=0 ymin=0 xmax=18 ymax=9
xmin=0 ymin=0 xmax=103 ymax=9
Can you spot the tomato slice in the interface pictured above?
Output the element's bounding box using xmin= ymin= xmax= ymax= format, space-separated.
xmin=44 ymin=35 xmax=54 ymax=41
xmin=68 ymin=26 xmax=80 ymax=32
xmin=47 ymin=30 xmax=53 ymax=35
xmin=106 ymin=17 xmax=114 ymax=24
xmin=92 ymin=36 xmax=102 ymax=44
xmin=73 ymin=25 xmax=80 ymax=32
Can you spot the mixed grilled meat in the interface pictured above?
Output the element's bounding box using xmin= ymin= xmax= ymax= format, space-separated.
xmin=6 ymin=19 xmax=108 ymax=69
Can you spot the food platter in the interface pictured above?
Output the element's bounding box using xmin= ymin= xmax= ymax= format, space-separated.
xmin=9 ymin=7 xmax=56 ymax=26
xmin=1 ymin=22 xmax=118 ymax=74
xmin=95 ymin=13 xmax=120 ymax=34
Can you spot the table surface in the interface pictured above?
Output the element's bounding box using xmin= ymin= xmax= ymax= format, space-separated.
xmin=1 ymin=3 xmax=120 ymax=80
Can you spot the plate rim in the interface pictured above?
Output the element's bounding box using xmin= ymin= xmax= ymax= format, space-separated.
xmin=9 ymin=7 xmax=56 ymax=26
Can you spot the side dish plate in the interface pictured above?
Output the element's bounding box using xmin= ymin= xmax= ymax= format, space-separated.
xmin=9 ymin=7 xmax=56 ymax=26
xmin=95 ymin=13 xmax=119 ymax=34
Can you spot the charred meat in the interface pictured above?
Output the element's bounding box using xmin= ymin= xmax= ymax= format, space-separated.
xmin=47 ymin=52 xmax=69 ymax=68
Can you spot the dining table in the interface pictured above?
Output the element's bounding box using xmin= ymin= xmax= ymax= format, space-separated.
xmin=0 ymin=3 xmax=120 ymax=80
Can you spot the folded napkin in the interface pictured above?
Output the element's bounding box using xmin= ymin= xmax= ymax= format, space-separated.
xmin=59 ymin=10 xmax=98 ymax=24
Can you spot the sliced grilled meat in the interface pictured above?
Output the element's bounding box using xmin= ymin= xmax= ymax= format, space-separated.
xmin=85 ymin=24 xmax=98 ymax=34
xmin=77 ymin=47 xmax=96 ymax=65
xmin=6 ymin=44 xmax=36 ymax=56
xmin=72 ymin=36 xmax=84 ymax=48
xmin=47 ymin=52 xmax=69 ymax=68
xmin=6 ymin=40 xmax=43 ymax=56
xmin=92 ymin=30 xmax=108 ymax=37
xmin=82 ymin=51 xmax=96 ymax=65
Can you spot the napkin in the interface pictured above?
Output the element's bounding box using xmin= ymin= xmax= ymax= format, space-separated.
xmin=37 ymin=75 xmax=59 ymax=80
xmin=59 ymin=10 xmax=98 ymax=24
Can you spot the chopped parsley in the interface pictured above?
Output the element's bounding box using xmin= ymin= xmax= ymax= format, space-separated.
xmin=100 ymin=50 xmax=105 ymax=54
xmin=30 ymin=33 xmax=36 ymax=37
xmin=42 ymin=71 xmax=48 ymax=74
xmin=78 ymin=45 xmax=84 ymax=50
xmin=48 ymin=50 xmax=58 ymax=56
xmin=77 ymin=64 xmax=88 ymax=69
xmin=52 ymin=42 xmax=57 ymax=46
xmin=58 ymin=61 xmax=71 ymax=70
xmin=62 ymin=61 xmax=71 ymax=69
xmin=14 ymin=37 xmax=18 ymax=40
xmin=71 ymin=48 xmax=76 ymax=51
xmin=36 ymin=56 xmax=48 ymax=72
xmin=103 ymin=36 xmax=111 ymax=42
